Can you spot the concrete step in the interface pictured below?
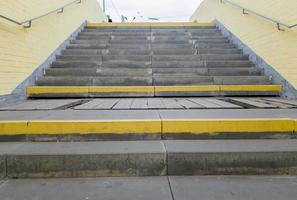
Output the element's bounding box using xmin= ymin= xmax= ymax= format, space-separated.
xmin=110 ymin=40 xmax=150 ymax=44
xmin=191 ymin=32 xmax=222 ymax=36
xmin=209 ymin=67 xmax=263 ymax=76
xmin=153 ymin=61 xmax=205 ymax=68
xmin=71 ymin=39 xmax=109 ymax=44
xmin=103 ymin=55 xmax=151 ymax=62
xmin=191 ymin=36 xmax=228 ymax=40
xmin=213 ymin=76 xmax=272 ymax=85
xmin=108 ymin=49 xmax=151 ymax=55
xmin=102 ymin=60 xmax=151 ymax=68
xmin=67 ymin=44 xmax=107 ymax=49
xmin=153 ymin=76 xmax=213 ymax=86
xmin=76 ymin=35 xmax=110 ymax=40
xmin=197 ymin=48 xmax=241 ymax=54
xmin=153 ymin=36 xmax=190 ymax=41
xmin=152 ymin=44 xmax=193 ymax=49
xmin=196 ymin=43 xmax=235 ymax=48
xmin=0 ymin=140 xmax=297 ymax=178
xmin=152 ymin=39 xmax=190 ymax=44
xmin=112 ymin=36 xmax=150 ymax=40
xmin=36 ymin=76 xmax=153 ymax=86
xmin=153 ymin=55 xmax=200 ymax=61
xmin=193 ymin=38 xmax=229 ymax=43
xmin=200 ymin=54 xmax=248 ymax=60
xmin=112 ymin=33 xmax=151 ymax=37
xmin=109 ymin=44 xmax=150 ymax=49
xmin=45 ymin=68 xmax=153 ymax=76
xmin=62 ymin=49 xmax=105 ymax=55
xmin=153 ymin=49 xmax=196 ymax=55
xmin=153 ymin=68 xmax=208 ymax=75
xmin=27 ymin=84 xmax=281 ymax=98
xmin=52 ymin=61 xmax=101 ymax=68
xmin=78 ymin=32 xmax=112 ymax=36
xmin=206 ymin=60 xmax=254 ymax=68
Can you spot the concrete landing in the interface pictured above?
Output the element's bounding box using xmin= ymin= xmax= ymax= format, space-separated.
xmin=0 ymin=176 xmax=297 ymax=200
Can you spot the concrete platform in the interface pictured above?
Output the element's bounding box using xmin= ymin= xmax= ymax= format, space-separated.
xmin=1 ymin=176 xmax=297 ymax=200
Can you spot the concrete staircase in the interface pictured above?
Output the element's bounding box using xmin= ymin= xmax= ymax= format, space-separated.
xmin=0 ymin=23 xmax=296 ymax=183
xmin=27 ymin=23 xmax=281 ymax=98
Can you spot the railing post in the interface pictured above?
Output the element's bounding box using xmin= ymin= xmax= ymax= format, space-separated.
xmin=58 ymin=8 xmax=64 ymax=13
xmin=277 ymin=23 xmax=284 ymax=31
xmin=24 ymin=21 xmax=32 ymax=28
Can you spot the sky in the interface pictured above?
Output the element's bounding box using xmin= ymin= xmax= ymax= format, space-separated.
xmin=96 ymin=0 xmax=203 ymax=22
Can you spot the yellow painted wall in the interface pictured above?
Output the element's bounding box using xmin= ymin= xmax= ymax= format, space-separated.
xmin=191 ymin=0 xmax=297 ymax=89
xmin=0 ymin=0 xmax=107 ymax=95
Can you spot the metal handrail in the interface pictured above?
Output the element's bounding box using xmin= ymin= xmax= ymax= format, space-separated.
xmin=0 ymin=0 xmax=81 ymax=28
xmin=221 ymin=0 xmax=297 ymax=31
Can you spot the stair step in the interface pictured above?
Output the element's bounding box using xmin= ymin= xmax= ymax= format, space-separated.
xmin=27 ymin=85 xmax=282 ymax=98
xmin=0 ymin=139 xmax=296 ymax=177
xmin=153 ymin=76 xmax=213 ymax=86
xmin=102 ymin=60 xmax=151 ymax=68
xmin=153 ymin=61 xmax=205 ymax=68
xmin=197 ymin=48 xmax=241 ymax=54
xmin=153 ymin=55 xmax=201 ymax=61
xmin=36 ymin=76 xmax=153 ymax=86
xmin=153 ymin=49 xmax=196 ymax=55
xmin=62 ymin=49 xmax=105 ymax=55
xmin=108 ymin=49 xmax=151 ymax=55
xmin=52 ymin=61 xmax=101 ymax=68
xmin=45 ymin=68 xmax=153 ymax=76
xmin=67 ymin=44 xmax=107 ymax=49
xmin=209 ymin=67 xmax=263 ymax=76
xmin=206 ymin=60 xmax=254 ymax=67
xmin=103 ymin=55 xmax=151 ymax=62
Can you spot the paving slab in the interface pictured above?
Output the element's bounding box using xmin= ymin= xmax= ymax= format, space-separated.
xmin=165 ymin=140 xmax=297 ymax=175
xmin=0 ymin=177 xmax=172 ymax=200
xmin=158 ymin=109 xmax=297 ymax=119
xmin=5 ymin=141 xmax=166 ymax=178
xmin=0 ymin=99 xmax=83 ymax=111
xmin=170 ymin=176 xmax=297 ymax=200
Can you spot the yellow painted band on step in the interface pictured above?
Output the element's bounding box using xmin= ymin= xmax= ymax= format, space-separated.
xmin=27 ymin=85 xmax=282 ymax=95
xmin=220 ymin=85 xmax=282 ymax=92
xmin=0 ymin=120 xmax=161 ymax=135
xmin=155 ymin=85 xmax=220 ymax=92
xmin=89 ymin=86 xmax=154 ymax=93
xmin=27 ymin=86 xmax=154 ymax=95
xmin=163 ymin=119 xmax=295 ymax=134
xmin=87 ymin=22 xmax=215 ymax=27
xmin=27 ymin=87 xmax=89 ymax=94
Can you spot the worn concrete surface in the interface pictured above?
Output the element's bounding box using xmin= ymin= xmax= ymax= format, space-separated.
xmin=0 ymin=140 xmax=297 ymax=177
xmin=0 ymin=109 xmax=296 ymax=121
xmin=0 ymin=176 xmax=297 ymax=200
xmin=5 ymin=141 xmax=166 ymax=178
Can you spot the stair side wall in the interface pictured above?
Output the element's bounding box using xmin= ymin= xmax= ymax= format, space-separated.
xmin=190 ymin=0 xmax=297 ymax=98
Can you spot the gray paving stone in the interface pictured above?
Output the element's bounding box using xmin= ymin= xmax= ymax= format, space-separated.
xmin=0 ymin=177 xmax=172 ymax=200
xmin=170 ymin=176 xmax=297 ymax=200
